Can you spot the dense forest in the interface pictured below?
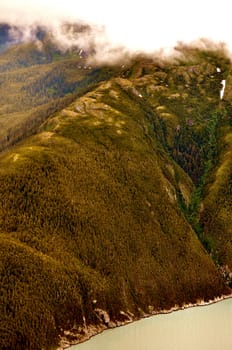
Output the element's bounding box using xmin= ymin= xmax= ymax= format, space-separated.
xmin=0 ymin=24 xmax=231 ymax=350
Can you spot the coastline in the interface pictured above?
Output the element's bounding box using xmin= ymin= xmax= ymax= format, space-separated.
xmin=58 ymin=292 xmax=232 ymax=350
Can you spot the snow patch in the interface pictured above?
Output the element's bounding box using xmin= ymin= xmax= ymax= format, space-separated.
xmin=220 ymin=79 xmax=226 ymax=99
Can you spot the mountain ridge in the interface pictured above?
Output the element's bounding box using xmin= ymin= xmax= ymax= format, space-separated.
xmin=0 ymin=35 xmax=231 ymax=350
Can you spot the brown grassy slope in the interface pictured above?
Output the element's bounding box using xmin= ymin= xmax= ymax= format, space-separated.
xmin=0 ymin=74 xmax=229 ymax=349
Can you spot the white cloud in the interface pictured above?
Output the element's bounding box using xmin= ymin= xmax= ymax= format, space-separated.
xmin=0 ymin=0 xmax=231 ymax=57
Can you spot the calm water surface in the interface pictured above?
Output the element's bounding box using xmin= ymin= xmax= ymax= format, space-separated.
xmin=71 ymin=298 xmax=232 ymax=350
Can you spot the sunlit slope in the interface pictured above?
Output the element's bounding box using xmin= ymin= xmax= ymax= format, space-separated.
xmin=0 ymin=39 xmax=117 ymax=151
xmin=0 ymin=73 xmax=229 ymax=349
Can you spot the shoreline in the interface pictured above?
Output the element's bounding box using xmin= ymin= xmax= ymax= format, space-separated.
xmin=58 ymin=292 xmax=232 ymax=350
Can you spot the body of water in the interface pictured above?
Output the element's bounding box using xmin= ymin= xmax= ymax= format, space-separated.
xmin=71 ymin=298 xmax=232 ymax=350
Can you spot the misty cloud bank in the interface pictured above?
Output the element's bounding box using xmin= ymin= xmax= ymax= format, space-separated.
xmin=0 ymin=0 xmax=231 ymax=62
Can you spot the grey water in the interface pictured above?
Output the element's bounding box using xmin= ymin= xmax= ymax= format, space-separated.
xmin=71 ymin=298 xmax=232 ymax=350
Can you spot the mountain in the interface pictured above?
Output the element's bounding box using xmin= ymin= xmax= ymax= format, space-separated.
xmin=0 ymin=27 xmax=231 ymax=350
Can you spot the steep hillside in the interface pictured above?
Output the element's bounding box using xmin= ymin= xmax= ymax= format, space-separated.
xmin=200 ymin=73 xmax=232 ymax=273
xmin=0 ymin=46 xmax=231 ymax=350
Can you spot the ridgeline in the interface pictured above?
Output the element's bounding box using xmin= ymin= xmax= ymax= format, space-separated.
xmin=0 ymin=30 xmax=231 ymax=349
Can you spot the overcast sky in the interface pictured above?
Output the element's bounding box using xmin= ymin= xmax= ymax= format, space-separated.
xmin=0 ymin=0 xmax=231 ymax=55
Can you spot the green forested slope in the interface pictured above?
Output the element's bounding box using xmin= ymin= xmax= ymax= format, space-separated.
xmin=200 ymin=73 xmax=232 ymax=271
xmin=0 ymin=43 xmax=231 ymax=350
